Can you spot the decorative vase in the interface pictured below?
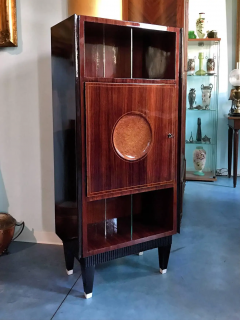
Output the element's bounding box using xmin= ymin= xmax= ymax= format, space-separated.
xmin=196 ymin=117 xmax=202 ymax=141
xmin=201 ymin=84 xmax=213 ymax=109
xmin=188 ymin=88 xmax=196 ymax=109
xmin=207 ymin=58 xmax=215 ymax=75
xmin=195 ymin=52 xmax=206 ymax=76
xmin=193 ymin=146 xmax=206 ymax=176
xmin=187 ymin=59 xmax=195 ymax=76
xmin=196 ymin=13 xmax=206 ymax=38
xmin=0 ymin=213 xmax=25 ymax=255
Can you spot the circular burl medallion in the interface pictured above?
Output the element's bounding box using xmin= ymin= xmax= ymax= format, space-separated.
xmin=112 ymin=112 xmax=152 ymax=161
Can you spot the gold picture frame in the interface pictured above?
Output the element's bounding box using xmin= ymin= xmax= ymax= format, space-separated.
xmin=0 ymin=0 xmax=17 ymax=47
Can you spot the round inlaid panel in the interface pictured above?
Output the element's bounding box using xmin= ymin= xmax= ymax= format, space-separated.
xmin=112 ymin=113 xmax=152 ymax=161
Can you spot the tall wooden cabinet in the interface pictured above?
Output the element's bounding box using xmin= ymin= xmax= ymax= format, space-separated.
xmin=51 ymin=15 xmax=183 ymax=299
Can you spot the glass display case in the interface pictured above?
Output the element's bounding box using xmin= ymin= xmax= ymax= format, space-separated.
xmin=185 ymin=38 xmax=221 ymax=181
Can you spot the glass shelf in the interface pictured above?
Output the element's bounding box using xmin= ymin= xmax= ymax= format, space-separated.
xmin=187 ymin=74 xmax=218 ymax=77
xmin=185 ymin=141 xmax=215 ymax=146
xmin=186 ymin=109 xmax=216 ymax=112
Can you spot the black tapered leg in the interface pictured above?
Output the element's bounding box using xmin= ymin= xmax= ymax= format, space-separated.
xmin=80 ymin=259 xmax=95 ymax=299
xmin=228 ymin=126 xmax=233 ymax=178
xmin=63 ymin=241 xmax=75 ymax=275
xmin=158 ymin=245 xmax=171 ymax=274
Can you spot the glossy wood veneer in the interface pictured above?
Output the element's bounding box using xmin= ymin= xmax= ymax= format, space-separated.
xmin=85 ymin=83 xmax=178 ymax=200
xmin=52 ymin=14 xmax=184 ymax=258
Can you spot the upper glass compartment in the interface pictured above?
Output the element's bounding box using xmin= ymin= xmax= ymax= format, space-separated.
xmin=84 ymin=21 xmax=176 ymax=80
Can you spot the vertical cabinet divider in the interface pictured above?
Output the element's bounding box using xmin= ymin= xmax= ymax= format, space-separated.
xmin=131 ymin=28 xmax=133 ymax=79
xmin=103 ymin=24 xmax=106 ymax=78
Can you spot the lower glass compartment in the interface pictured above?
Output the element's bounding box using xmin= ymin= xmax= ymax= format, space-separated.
xmin=86 ymin=188 xmax=174 ymax=254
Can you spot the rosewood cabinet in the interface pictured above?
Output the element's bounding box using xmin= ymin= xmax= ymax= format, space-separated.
xmin=51 ymin=15 xmax=182 ymax=299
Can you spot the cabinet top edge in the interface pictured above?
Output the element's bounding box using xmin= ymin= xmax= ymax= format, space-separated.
xmin=53 ymin=14 xmax=181 ymax=33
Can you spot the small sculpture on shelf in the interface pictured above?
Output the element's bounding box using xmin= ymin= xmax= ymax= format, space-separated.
xmin=201 ymin=84 xmax=213 ymax=109
xmin=207 ymin=30 xmax=218 ymax=38
xmin=207 ymin=58 xmax=215 ymax=75
xmin=196 ymin=118 xmax=202 ymax=142
xmin=188 ymin=31 xmax=197 ymax=39
xmin=194 ymin=105 xmax=204 ymax=110
xmin=187 ymin=59 xmax=195 ymax=76
xmin=202 ymin=135 xmax=211 ymax=143
xmin=188 ymin=88 xmax=196 ymax=109
xmin=195 ymin=52 xmax=206 ymax=76
xmin=189 ymin=132 xmax=194 ymax=143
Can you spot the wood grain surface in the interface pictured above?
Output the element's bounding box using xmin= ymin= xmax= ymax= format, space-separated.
xmin=85 ymin=83 xmax=178 ymax=199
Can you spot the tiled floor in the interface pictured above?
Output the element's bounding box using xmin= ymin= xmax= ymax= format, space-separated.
xmin=1 ymin=177 xmax=240 ymax=320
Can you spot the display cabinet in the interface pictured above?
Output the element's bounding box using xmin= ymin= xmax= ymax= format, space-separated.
xmin=185 ymin=38 xmax=221 ymax=181
xmin=51 ymin=15 xmax=183 ymax=299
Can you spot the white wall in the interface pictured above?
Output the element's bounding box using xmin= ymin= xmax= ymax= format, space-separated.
xmin=188 ymin=0 xmax=239 ymax=174
xmin=0 ymin=0 xmax=68 ymax=244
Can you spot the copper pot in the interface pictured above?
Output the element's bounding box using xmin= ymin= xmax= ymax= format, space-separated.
xmin=0 ymin=213 xmax=25 ymax=255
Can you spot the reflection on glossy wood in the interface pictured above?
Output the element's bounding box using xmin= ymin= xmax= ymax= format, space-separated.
xmin=132 ymin=28 xmax=176 ymax=79
xmin=127 ymin=0 xmax=185 ymax=28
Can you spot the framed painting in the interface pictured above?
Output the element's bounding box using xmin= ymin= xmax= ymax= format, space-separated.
xmin=0 ymin=0 xmax=17 ymax=47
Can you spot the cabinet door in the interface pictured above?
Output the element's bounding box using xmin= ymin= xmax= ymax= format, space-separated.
xmin=85 ymin=83 xmax=178 ymax=199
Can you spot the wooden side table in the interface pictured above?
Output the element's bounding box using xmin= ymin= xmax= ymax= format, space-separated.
xmin=228 ymin=116 xmax=240 ymax=187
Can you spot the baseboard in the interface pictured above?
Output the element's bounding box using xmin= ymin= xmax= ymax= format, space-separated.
xmin=15 ymin=231 xmax=62 ymax=245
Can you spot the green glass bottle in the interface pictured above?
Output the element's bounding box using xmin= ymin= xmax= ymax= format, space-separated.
xmin=195 ymin=52 xmax=206 ymax=76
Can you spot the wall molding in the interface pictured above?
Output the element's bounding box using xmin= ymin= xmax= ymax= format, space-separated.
xmin=16 ymin=231 xmax=62 ymax=245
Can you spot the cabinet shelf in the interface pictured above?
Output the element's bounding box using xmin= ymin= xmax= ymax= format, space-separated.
xmin=87 ymin=216 xmax=173 ymax=254
xmin=86 ymin=188 xmax=174 ymax=254
xmin=187 ymin=74 xmax=218 ymax=78
xmin=85 ymin=21 xmax=176 ymax=80
xmin=185 ymin=141 xmax=215 ymax=146
xmin=186 ymin=109 xmax=216 ymax=112
xmin=186 ymin=171 xmax=217 ymax=182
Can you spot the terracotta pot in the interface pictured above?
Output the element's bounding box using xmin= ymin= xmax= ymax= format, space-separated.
xmin=0 ymin=213 xmax=24 ymax=255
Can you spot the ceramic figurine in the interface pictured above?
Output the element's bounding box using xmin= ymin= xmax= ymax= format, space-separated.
xmin=196 ymin=13 xmax=206 ymax=38
xmin=202 ymin=135 xmax=211 ymax=143
xmin=196 ymin=118 xmax=202 ymax=142
xmin=201 ymin=84 xmax=213 ymax=109
xmin=207 ymin=30 xmax=218 ymax=38
xmin=188 ymin=88 xmax=196 ymax=109
xmin=195 ymin=52 xmax=206 ymax=76
xmin=189 ymin=132 xmax=194 ymax=143
xmin=194 ymin=105 xmax=204 ymax=110
xmin=207 ymin=58 xmax=215 ymax=75
xmin=187 ymin=59 xmax=195 ymax=76
xmin=188 ymin=31 xmax=197 ymax=39
xmin=193 ymin=146 xmax=206 ymax=176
